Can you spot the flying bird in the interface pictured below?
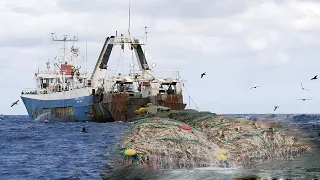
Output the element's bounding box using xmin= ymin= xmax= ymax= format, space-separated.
xmin=250 ymin=86 xmax=261 ymax=89
xmin=274 ymin=106 xmax=279 ymax=111
xmin=201 ymin=72 xmax=206 ymax=78
xmin=297 ymin=98 xmax=312 ymax=101
xmin=300 ymin=83 xmax=310 ymax=90
xmin=311 ymin=75 xmax=318 ymax=80
xmin=11 ymin=100 xmax=19 ymax=107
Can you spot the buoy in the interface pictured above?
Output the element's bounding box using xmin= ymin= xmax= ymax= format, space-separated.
xmin=180 ymin=125 xmax=191 ymax=130
xmin=217 ymin=154 xmax=227 ymax=161
xmin=216 ymin=149 xmax=227 ymax=155
xmin=135 ymin=108 xmax=148 ymax=115
xmin=124 ymin=149 xmax=137 ymax=156
xmin=139 ymin=108 xmax=148 ymax=113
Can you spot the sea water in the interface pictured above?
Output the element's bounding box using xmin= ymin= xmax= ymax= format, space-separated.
xmin=0 ymin=114 xmax=319 ymax=180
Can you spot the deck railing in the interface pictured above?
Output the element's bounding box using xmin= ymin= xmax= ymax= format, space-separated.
xmin=104 ymin=70 xmax=181 ymax=80
xmin=22 ymin=88 xmax=39 ymax=95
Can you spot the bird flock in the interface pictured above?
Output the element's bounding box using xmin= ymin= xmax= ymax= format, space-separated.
xmin=201 ymin=72 xmax=316 ymax=112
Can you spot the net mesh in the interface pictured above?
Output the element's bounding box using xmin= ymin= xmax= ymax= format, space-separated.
xmin=119 ymin=110 xmax=310 ymax=170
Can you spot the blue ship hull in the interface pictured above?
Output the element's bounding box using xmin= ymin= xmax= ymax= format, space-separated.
xmin=21 ymin=95 xmax=96 ymax=122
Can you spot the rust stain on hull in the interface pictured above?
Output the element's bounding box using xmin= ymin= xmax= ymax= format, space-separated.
xmin=105 ymin=93 xmax=129 ymax=122
xmin=157 ymin=94 xmax=186 ymax=110
xmin=90 ymin=93 xmax=186 ymax=122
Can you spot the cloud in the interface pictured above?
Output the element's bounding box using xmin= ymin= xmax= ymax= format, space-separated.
xmin=134 ymin=0 xmax=253 ymax=19
xmin=2 ymin=0 xmax=320 ymax=115
xmin=0 ymin=37 xmax=45 ymax=48
xmin=246 ymin=38 xmax=268 ymax=51
xmin=55 ymin=0 xmax=253 ymax=18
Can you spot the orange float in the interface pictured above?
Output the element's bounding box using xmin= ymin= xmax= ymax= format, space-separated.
xmin=180 ymin=125 xmax=191 ymax=130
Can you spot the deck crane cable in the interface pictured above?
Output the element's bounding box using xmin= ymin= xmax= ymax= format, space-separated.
xmin=130 ymin=44 xmax=135 ymax=66
xmin=109 ymin=48 xmax=124 ymax=91
xmin=52 ymin=46 xmax=63 ymax=64
xmin=130 ymin=46 xmax=139 ymax=91
xmin=182 ymin=83 xmax=200 ymax=111
xmin=122 ymin=47 xmax=125 ymax=75
xmin=113 ymin=48 xmax=124 ymax=77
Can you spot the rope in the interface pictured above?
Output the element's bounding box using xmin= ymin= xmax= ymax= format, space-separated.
xmin=223 ymin=128 xmax=279 ymax=143
xmin=182 ymin=84 xmax=200 ymax=111
xmin=122 ymin=47 xmax=124 ymax=75
xmin=132 ymin=123 xmax=181 ymax=131
xmin=209 ymin=121 xmax=230 ymax=128
xmin=113 ymin=49 xmax=124 ymax=78
xmin=133 ymin=117 xmax=200 ymax=131
xmin=53 ymin=47 xmax=63 ymax=64
xmin=133 ymin=117 xmax=172 ymax=124
xmin=190 ymin=114 xmax=215 ymax=125
xmin=123 ymin=116 xmax=204 ymax=148
xmin=125 ymin=137 xmax=200 ymax=148
xmin=131 ymin=46 xmax=135 ymax=68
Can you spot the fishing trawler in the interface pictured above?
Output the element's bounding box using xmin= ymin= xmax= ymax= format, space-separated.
xmin=21 ymin=32 xmax=186 ymax=122
xmin=20 ymin=34 xmax=93 ymax=122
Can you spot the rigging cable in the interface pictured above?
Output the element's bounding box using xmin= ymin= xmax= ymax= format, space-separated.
xmin=182 ymin=83 xmax=200 ymax=111
xmin=113 ymin=49 xmax=124 ymax=77
xmin=108 ymin=49 xmax=124 ymax=91
xmin=122 ymin=48 xmax=124 ymax=75
xmin=130 ymin=44 xmax=135 ymax=67
xmin=85 ymin=22 xmax=88 ymax=74
xmin=130 ymin=47 xmax=139 ymax=91
xmin=52 ymin=47 xmax=63 ymax=64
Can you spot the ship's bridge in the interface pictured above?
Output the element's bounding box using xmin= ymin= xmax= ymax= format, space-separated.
xmin=22 ymin=63 xmax=90 ymax=95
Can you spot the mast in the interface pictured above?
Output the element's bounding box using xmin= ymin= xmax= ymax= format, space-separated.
xmin=46 ymin=59 xmax=50 ymax=72
xmin=128 ymin=0 xmax=131 ymax=36
xmin=51 ymin=33 xmax=78 ymax=64
xmin=85 ymin=23 xmax=88 ymax=74
xmin=51 ymin=33 xmax=78 ymax=90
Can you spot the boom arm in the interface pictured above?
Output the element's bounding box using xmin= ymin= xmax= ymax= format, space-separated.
xmin=90 ymin=36 xmax=115 ymax=87
xmin=132 ymin=44 xmax=150 ymax=70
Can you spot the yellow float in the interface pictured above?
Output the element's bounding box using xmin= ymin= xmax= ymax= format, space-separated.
xmin=216 ymin=149 xmax=228 ymax=161
xmin=216 ymin=149 xmax=227 ymax=155
xmin=135 ymin=108 xmax=148 ymax=115
xmin=217 ymin=154 xmax=227 ymax=161
xmin=124 ymin=149 xmax=137 ymax=156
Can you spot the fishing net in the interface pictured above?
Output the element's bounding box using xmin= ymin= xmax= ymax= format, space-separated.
xmin=119 ymin=110 xmax=310 ymax=170
xmin=120 ymin=117 xmax=223 ymax=169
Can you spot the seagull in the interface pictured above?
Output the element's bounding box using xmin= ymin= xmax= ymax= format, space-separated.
xmin=250 ymin=86 xmax=261 ymax=89
xmin=297 ymin=98 xmax=312 ymax=101
xmin=11 ymin=100 xmax=19 ymax=107
xmin=201 ymin=72 xmax=206 ymax=78
xmin=300 ymin=83 xmax=310 ymax=90
xmin=311 ymin=75 xmax=318 ymax=80
xmin=274 ymin=106 xmax=279 ymax=111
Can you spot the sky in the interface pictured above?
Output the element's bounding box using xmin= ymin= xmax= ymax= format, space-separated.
xmin=1 ymin=0 xmax=320 ymax=115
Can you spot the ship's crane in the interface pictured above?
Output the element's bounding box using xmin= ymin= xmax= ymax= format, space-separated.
xmin=90 ymin=36 xmax=115 ymax=87
xmin=90 ymin=33 xmax=154 ymax=88
xmin=90 ymin=0 xmax=154 ymax=88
